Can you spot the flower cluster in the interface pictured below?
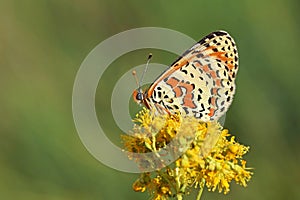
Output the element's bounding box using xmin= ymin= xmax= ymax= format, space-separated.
xmin=122 ymin=108 xmax=252 ymax=200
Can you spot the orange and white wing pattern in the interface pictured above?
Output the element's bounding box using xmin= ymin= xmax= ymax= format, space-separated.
xmin=143 ymin=31 xmax=239 ymax=122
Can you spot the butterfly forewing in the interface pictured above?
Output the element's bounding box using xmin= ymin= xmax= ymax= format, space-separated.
xmin=144 ymin=31 xmax=238 ymax=122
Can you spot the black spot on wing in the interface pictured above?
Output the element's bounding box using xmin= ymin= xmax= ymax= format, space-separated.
xmin=198 ymin=31 xmax=227 ymax=44
xmin=196 ymin=53 xmax=204 ymax=58
xmin=168 ymin=99 xmax=174 ymax=103
xmin=173 ymin=104 xmax=179 ymax=109
xmin=194 ymin=60 xmax=203 ymax=66
xmin=183 ymin=107 xmax=189 ymax=114
xmin=208 ymin=97 xmax=211 ymax=104
xmin=197 ymin=94 xmax=201 ymax=101
xmin=227 ymin=96 xmax=231 ymax=102
xmin=199 ymin=103 xmax=205 ymax=112
xmin=166 ymin=105 xmax=173 ymax=110
xmin=153 ymin=90 xmax=157 ymax=98
xmin=213 ymin=31 xmax=228 ymax=36
xmin=207 ymin=63 xmax=212 ymax=70
xmin=220 ymin=101 xmax=225 ymax=106
xmin=158 ymin=91 xmax=162 ymax=98
xmin=181 ymin=69 xmax=188 ymax=74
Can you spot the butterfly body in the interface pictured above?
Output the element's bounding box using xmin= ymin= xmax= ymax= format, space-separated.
xmin=133 ymin=31 xmax=238 ymax=122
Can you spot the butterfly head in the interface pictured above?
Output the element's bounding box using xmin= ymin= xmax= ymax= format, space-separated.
xmin=132 ymin=88 xmax=144 ymax=105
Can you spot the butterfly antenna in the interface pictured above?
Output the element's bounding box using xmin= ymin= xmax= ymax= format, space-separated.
xmin=132 ymin=70 xmax=140 ymax=88
xmin=139 ymin=53 xmax=152 ymax=88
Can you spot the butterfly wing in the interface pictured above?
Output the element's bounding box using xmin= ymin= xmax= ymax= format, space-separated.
xmin=145 ymin=31 xmax=238 ymax=121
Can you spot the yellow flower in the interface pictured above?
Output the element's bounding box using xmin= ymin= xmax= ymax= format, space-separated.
xmin=122 ymin=109 xmax=253 ymax=199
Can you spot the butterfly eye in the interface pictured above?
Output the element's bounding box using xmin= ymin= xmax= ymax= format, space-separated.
xmin=136 ymin=92 xmax=143 ymax=101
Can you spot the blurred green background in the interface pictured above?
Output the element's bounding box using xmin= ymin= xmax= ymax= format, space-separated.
xmin=1 ymin=0 xmax=299 ymax=199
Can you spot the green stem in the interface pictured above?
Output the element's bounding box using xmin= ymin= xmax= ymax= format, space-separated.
xmin=196 ymin=179 xmax=205 ymax=200
xmin=196 ymin=186 xmax=204 ymax=200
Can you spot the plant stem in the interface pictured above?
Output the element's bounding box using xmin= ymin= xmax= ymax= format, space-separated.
xmin=196 ymin=186 xmax=204 ymax=200
xmin=196 ymin=179 xmax=205 ymax=200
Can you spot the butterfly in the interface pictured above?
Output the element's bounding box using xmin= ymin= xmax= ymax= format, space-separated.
xmin=133 ymin=31 xmax=238 ymax=122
